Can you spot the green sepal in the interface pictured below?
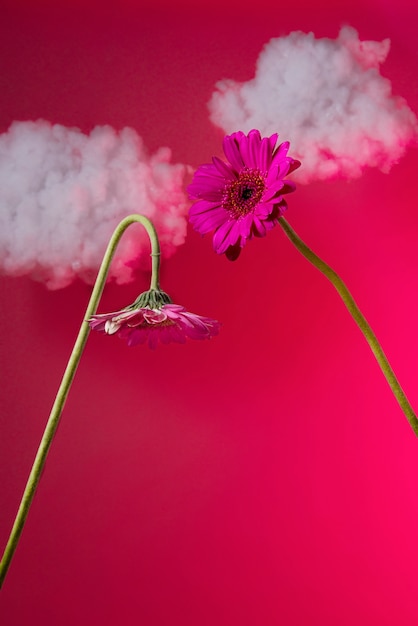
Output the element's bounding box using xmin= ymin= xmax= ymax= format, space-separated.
xmin=131 ymin=289 xmax=172 ymax=310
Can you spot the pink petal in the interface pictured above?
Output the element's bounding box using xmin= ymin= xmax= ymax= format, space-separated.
xmin=280 ymin=181 xmax=297 ymax=194
xmin=124 ymin=328 xmax=147 ymax=347
xmin=222 ymin=134 xmax=245 ymax=171
xmin=163 ymin=304 xmax=185 ymax=314
xmin=258 ymin=137 xmax=271 ymax=172
xmin=147 ymin=331 xmax=159 ymax=350
xmin=191 ymin=162 xmax=225 ymax=179
xmin=188 ymin=175 xmax=225 ymax=200
xmin=125 ymin=311 xmax=147 ymax=327
xmin=234 ymin=213 xmax=254 ymax=241
xmin=188 ymin=162 xmax=228 ymax=195
xmin=189 ymin=199 xmax=222 ymax=217
xmin=251 ymin=215 xmax=267 ymax=237
xmin=288 ymin=158 xmax=301 ymax=174
xmin=255 ymin=201 xmax=274 ymax=218
xmin=267 ymin=133 xmax=279 ymax=157
xmin=167 ymin=325 xmax=187 ymax=344
xmin=88 ymin=318 xmax=107 ymax=332
xmin=262 ymin=179 xmax=285 ymax=201
xmin=212 ymin=156 xmax=236 ymax=180
xmin=191 ymin=207 xmax=229 ymax=234
xmin=273 ymin=140 xmax=290 ymax=160
xmin=238 ymin=129 xmax=262 ymax=169
xmin=212 ymin=219 xmax=238 ymax=254
xmin=143 ymin=309 xmax=167 ymax=324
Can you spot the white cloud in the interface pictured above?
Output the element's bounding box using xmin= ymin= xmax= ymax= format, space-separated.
xmin=0 ymin=120 xmax=189 ymax=289
xmin=209 ymin=26 xmax=418 ymax=183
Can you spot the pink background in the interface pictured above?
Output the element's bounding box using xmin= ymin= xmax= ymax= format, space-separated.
xmin=1 ymin=1 xmax=418 ymax=624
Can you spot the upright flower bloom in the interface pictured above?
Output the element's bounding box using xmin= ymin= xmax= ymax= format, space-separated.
xmin=88 ymin=290 xmax=220 ymax=349
xmin=188 ymin=129 xmax=300 ymax=260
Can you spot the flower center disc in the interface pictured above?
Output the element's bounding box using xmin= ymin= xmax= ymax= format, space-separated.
xmin=223 ymin=169 xmax=266 ymax=218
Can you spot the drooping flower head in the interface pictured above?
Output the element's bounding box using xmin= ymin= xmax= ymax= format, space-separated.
xmin=188 ymin=129 xmax=301 ymax=260
xmin=88 ymin=289 xmax=220 ymax=349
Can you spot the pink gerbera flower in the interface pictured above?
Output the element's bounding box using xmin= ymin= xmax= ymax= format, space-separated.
xmin=88 ymin=298 xmax=220 ymax=349
xmin=188 ymin=129 xmax=301 ymax=260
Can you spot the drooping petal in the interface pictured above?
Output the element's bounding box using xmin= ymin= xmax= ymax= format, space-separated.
xmin=88 ymin=310 xmax=123 ymax=331
xmin=124 ymin=327 xmax=147 ymax=346
xmin=182 ymin=323 xmax=211 ymax=340
xmin=143 ymin=308 xmax=167 ymax=324
xmin=178 ymin=311 xmax=215 ymax=335
xmin=147 ymin=330 xmax=159 ymax=350
xmin=166 ymin=325 xmax=187 ymax=344
xmin=163 ymin=304 xmax=184 ymax=313
xmin=89 ymin=301 xmax=219 ymax=348
xmin=88 ymin=317 xmax=107 ymax=332
xmin=105 ymin=319 xmax=122 ymax=334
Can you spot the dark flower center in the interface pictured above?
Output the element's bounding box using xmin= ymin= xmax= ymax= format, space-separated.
xmin=241 ymin=187 xmax=254 ymax=200
xmin=222 ymin=168 xmax=266 ymax=218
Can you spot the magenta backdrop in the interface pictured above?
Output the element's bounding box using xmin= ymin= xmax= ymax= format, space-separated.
xmin=1 ymin=1 xmax=418 ymax=624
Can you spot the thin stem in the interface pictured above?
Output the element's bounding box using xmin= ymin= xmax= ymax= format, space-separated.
xmin=278 ymin=216 xmax=418 ymax=437
xmin=0 ymin=214 xmax=160 ymax=589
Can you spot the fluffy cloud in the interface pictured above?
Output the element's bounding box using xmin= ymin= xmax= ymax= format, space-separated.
xmin=209 ymin=26 xmax=418 ymax=182
xmin=0 ymin=120 xmax=189 ymax=289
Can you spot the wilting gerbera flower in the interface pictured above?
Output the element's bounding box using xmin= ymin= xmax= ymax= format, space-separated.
xmin=88 ymin=300 xmax=220 ymax=349
xmin=188 ymin=129 xmax=300 ymax=260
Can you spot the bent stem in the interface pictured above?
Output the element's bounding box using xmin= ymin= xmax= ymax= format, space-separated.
xmin=278 ymin=216 xmax=418 ymax=438
xmin=0 ymin=214 xmax=161 ymax=589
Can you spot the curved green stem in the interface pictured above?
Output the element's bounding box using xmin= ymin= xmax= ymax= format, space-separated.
xmin=0 ymin=214 xmax=160 ymax=589
xmin=278 ymin=216 xmax=418 ymax=437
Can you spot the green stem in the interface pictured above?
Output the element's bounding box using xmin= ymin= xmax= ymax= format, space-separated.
xmin=278 ymin=216 xmax=418 ymax=437
xmin=0 ymin=214 xmax=160 ymax=589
